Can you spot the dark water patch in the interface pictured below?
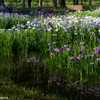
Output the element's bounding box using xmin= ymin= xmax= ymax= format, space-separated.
xmin=1 ymin=52 xmax=100 ymax=99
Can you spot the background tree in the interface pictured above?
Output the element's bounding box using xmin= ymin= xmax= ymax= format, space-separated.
xmin=28 ymin=0 xmax=32 ymax=7
xmin=73 ymin=0 xmax=79 ymax=5
xmin=60 ymin=0 xmax=65 ymax=7
xmin=53 ymin=0 xmax=57 ymax=8
xmin=39 ymin=0 xmax=42 ymax=6
xmin=0 ymin=0 xmax=4 ymax=5
xmin=76 ymin=0 xmax=78 ymax=5
xmin=81 ymin=0 xmax=82 ymax=5
xmin=73 ymin=0 xmax=75 ymax=5
xmin=58 ymin=0 xmax=61 ymax=5
xmin=22 ymin=0 xmax=26 ymax=9
xmin=89 ymin=0 xmax=92 ymax=7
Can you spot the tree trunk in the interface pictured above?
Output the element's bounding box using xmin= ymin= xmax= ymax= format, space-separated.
xmin=0 ymin=0 xmax=4 ymax=5
xmin=81 ymin=0 xmax=82 ymax=5
xmin=22 ymin=0 xmax=26 ymax=10
xmin=53 ymin=0 xmax=57 ymax=8
xmin=76 ymin=0 xmax=78 ymax=5
xmin=58 ymin=0 xmax=61 ymax=5
xmin=89 ymin=0 xmax=92 ymax=7
xmin=73 ymin=0 xmax=75 ymax=5
xmin=60 ymin=0 xmax=65 ymax=7
xmin=28 ymin=0 xmax=31 ymax=8
xmin=39 ymin=0 xmax=42 ymax=6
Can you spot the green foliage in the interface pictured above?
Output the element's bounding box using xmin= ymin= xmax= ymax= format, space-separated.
xmin=12 ymin=2 xmax=17 ymax=6
xmin=58 ymin=7 xmax=67 ymax=15
xmin=17 ymin=8 xmax=36 ymax=14
xmin=17 ymin=2 xmax=22 ymax=6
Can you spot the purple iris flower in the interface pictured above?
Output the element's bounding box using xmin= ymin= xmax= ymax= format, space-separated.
xmin=80 ymin=48 xmax=86 ymax=51
xmin=79 ymin=54 xmax=84 ymax=58
xmin=64 ymin=45 xmax=68 ymax=47
xmin=48 ymin=22 xmax=52 ymax=26
xmin=37 ymin=29 xmax=41 ymax=32
xmin=86 ymin=55 xmax=92 ymax=58
xmin=70 ymin=61 xmax=75 ymax=63
xmin=66 ymin=47 xmax=71 ymax=51
xmin=60 ymin=47 xmax=65 ymax=51
xmin=47 ymin=43 xmax=52 ymax=46
xmin=73 ymin=49 xmax=77 ymax=52
xmin=77 ymin=54 xmax=84 ymax=60
xmin=68 ymin=45 xmax=72 ymax=47
xmin=86 ymin=55 xmax=94 ymax=58
xmin=90 ymin=62 xmax=95 ymax=65
xmin=24 ymin=50 xmax=27 ymax=53
xmin=54 ymin=32 xmax=57 ymax=34
xmin=61 ymin=18 xmax=64 ymax=21
xmin=80 ymin=33 xmax=84 ymax=35
xmin=91 ymin=54 xmax=95 ymax=57
xmin=64 ymin=79 xmax=67 ymax=82
xmin=55 ymin=48 xmax=62 ymax=53
xmin=50 ymin=53 xmax=55 ymax=56
xmin=77 ymin=56 xmax=82 ymax=60
xmin=64 ymin=45 xmax=72 ymax=48
xmin=97 ymin=38 xmax=100 ymax=41
xmin=47 ymin=49 xmax=52 ymax=51
xmin=87 ymin=28 xmax=92 ymax=31
xmin=90 ymin=37 xmax=94 ymax=40
xmin=75 ymin=40 xmax=79 ymax=43
xmin=56 ymin=82 xmax=61 ymax=85
xmin=81 ymin=91 xmax=85 ymax=94
xmin=80 ymin=42 xmax=85 ymax=45
xmin=75 ymin=26 xmax=78 ymax=29
xmin=44 ymin=29 xmax=47 ymax=31
xmin=48 ymin=22 xmax=53 ymax=28
xmin=53 ymin=41 xmax=57 ymax=45
xmin=94 ymin=94 xmax=99 ymax=97
xmin=48 ymin=79 xmax=52 ymax=82
xmin=96 ymin=58 xmax=100 ymax=61
xmin=90 ymin=32 xmax=95 ymax=34
xmin=94 ymin=47 xmax=100 ymax=54
xmin=62 ymin=36 xmax=65 ymax=37
xmin=69 ymin=56 xmax=76 ymax=60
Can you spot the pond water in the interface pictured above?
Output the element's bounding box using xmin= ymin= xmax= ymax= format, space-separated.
xmin=0 ymin=52 xmax=100 ymax=100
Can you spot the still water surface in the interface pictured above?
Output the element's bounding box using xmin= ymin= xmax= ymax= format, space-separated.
xmin=0 ymin=52 xmax=100 ymax=100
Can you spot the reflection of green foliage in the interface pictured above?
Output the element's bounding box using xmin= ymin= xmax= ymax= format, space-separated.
xmin=69 ymin=80 xmax=79 ymax=89
xmin=0 ymin=76 xmax=57 ymax=99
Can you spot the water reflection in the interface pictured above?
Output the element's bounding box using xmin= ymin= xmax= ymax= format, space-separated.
xmin=0 ymin=52 xmax=100 ymax=99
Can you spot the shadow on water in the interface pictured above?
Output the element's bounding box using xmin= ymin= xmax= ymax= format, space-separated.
xmin=0 ymin=52 xmax=100 ymax=100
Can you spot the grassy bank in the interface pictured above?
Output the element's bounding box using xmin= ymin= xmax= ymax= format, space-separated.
xmin=1 ymin=8 xmax=100 ymax=75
